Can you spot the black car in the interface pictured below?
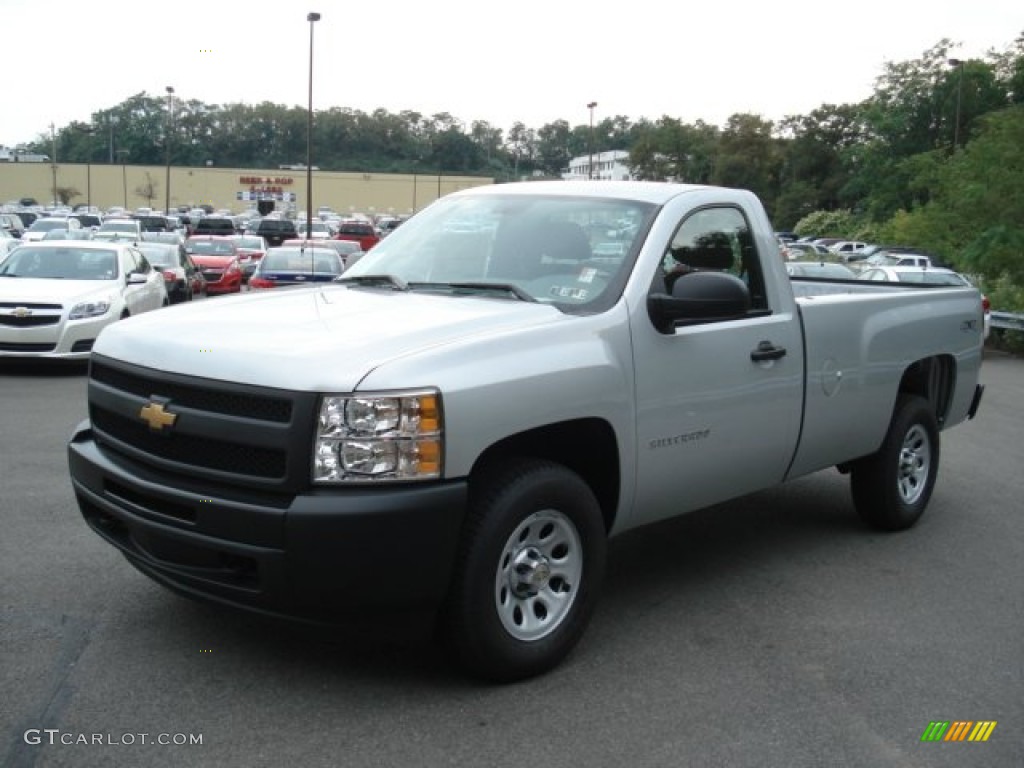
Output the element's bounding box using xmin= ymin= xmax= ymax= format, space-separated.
xmin=137 ymin=242 xmax=203 ymax=303
xmin=252 ymin=218 xmax=299 ymax=247
xmin=192 ymin=217 xmax=238 ymax=237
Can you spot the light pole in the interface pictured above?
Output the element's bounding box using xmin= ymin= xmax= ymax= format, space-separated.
xmin=165 ymin=86 xmax=175 ymax=213
xmin=306 ymin=12 xmax=320 ymax=238
xmin=50 ymin=122 xmax=58 ymax=207
xmin=586 ymin=101 xmax=597 ymax=180
xmin=947 ymin=59 xmax=964 ymax=152
xmin=116 ymin=149 xmax=129 ymax=208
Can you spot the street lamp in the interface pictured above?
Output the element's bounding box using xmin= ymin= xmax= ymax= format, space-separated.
xmin=116 ymin=149 xmax=129 ymax=208
xmin=50 ymin=123 xmax=58 ymax=208
xmin=165 ymin=86 xmax=175 ymax=214
xmin=947 ymin=59 xmax=964 ymax=151
xmin=586 ymin=101 xmax=598 ymax=180
xmin=306 ymin=12 xmax=321 ymax=238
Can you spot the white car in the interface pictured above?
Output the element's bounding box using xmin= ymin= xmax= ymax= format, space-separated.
xmin=0 ymin=241 xmax=169 ymax=360
xmin=21 ymin=216 xmax=83 ymax=242
xmin=858 ymin=265 xmax=991 ymax=340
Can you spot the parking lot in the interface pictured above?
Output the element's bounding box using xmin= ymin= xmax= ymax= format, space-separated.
xmin=1 ymin=352 xmax=1021 ymax=768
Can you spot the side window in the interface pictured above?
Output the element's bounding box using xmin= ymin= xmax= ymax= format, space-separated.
xmin=660 ymin=207 xmax=768 ymax=311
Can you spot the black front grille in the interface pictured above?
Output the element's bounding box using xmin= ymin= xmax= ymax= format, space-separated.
xmin=202 ymin=270 xmax=224 ymax=283
xmin=71 ymin=339 xmax=95 ymax=353
xmin=92 ymin=407 xmax=288 ymax=479
xmin=87 ymin=355 xmax=315 ymax=492
xmin=0 ymin=315 xmax=60 ymax=327
xmin=91 ymin=360 xmax=292 ymax=422
xmin=0 ymin=342 xmax=57 ymax=352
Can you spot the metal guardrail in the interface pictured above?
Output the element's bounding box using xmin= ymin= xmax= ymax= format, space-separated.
xmin=991 ymin=311 xmax=1024 ymax=331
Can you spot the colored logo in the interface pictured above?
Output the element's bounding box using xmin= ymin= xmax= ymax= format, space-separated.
xmin=920 ymin=721 xmax=997 ymax=742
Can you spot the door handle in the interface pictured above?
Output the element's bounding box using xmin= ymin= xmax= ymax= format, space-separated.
xmin=751 ymin=340 xmax=787 ymax=362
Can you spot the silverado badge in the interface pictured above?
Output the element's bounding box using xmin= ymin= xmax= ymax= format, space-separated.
xmin=139 ymin=401 xmax=177 ymax=432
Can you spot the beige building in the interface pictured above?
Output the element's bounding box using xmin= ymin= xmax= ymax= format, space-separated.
xmin=0 ymin=162 xmax=492 ymax=216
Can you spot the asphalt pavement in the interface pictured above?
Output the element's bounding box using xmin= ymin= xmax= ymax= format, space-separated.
xmin=1 ymin=351 xmax=1021 ymax=768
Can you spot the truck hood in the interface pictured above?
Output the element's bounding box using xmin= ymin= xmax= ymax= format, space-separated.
xmin=94 ymin=283 xmax=564 ymax=391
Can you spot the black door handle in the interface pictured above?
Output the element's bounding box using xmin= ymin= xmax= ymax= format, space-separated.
xmin=751 ymin=340 xmax=787 ymax=362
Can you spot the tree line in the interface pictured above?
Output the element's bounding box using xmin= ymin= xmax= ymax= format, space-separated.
xmin=26 ymin=35 xmax=1024 ymax=342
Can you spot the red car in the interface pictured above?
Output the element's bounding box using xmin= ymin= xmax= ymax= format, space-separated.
xmin=184 ymin=236 xmax=243 ymax=295
xmin=334 ymin=220 xmax=380 ymax=252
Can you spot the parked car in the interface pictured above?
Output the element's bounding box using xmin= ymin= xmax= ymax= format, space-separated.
xmin=0 ymin=212 xmax=26 ymax=238
xmin=0 ymin=228 xmax=19 ymax=262
xmin=334 ymin=220 xmax=380 ymax=252
xmin=858 ymin=266 xmax=990 ymax=339
xmin=252 ymin=218 xmax=298 ymax=247
xmin=137 ymin=242 xmax=204 ymax=303
xmin=248 ymin=244 xmax=344 ymax=289
xmin=184 ymin=236 xmax=242 ymax=295
xmin=21 ymin=217 xmax=83 ymax=242
xmin=857 ymin=251 xmax=934 ymax=270
xmin=96 ymin=218 xmax=143 ymax=240
xmin=296 ymin=220 xmax=333 ymax=240
xmin=785 ymin=261 xmax=858 ymax=279
xmin=0 ymin=241 xmax=168 ymax=360
xmin=781 ymin=242 xmax=831 ymax=260
xmin=133 ymin=214 xmax=172 ymax=233
xmin=192 ymin=216 xmax=238 ymax=237
xmin=228 ymin=235 xmax=269 ymax=281
xmin=828 ymin=240 xmax=868 ymax=255
xmin=283 ymin=237 xmax=362 ymax=268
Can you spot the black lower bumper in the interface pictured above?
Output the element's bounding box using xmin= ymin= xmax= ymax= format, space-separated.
xmin=68 ymin=422 xmax=468 ymax=633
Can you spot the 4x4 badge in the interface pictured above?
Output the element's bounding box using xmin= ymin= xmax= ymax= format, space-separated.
xmin=139 ymin=402 xmax=177 ymax=431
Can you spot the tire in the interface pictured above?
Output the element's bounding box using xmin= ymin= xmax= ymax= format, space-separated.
xmin=851 ymin=394 xmax=940 ymax=531
xmin=443 ymin=459 xmax=606 ymax=682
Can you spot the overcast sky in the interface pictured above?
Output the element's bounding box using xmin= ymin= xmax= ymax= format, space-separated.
xmin=2 ymin=0 xmax=1020 ymax=148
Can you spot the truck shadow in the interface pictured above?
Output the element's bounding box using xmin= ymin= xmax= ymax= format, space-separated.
xmin=142 ymin=470 xmax=866 ymax=687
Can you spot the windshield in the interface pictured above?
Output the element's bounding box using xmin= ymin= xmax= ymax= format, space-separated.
xmin=261 ymin=248 xmax=341 ymax=274
xmin=188 ymin=239 xmax=235 ymax=255
xmin=28 ymin=219 xmax=67 ymax=232
xmin=342 ymin=193 xmax=654 ymax=311
xmin=0 ymin=246 xmax=118 ymax=280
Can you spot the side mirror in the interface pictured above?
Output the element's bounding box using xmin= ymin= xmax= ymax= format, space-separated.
xmin=126 ymin=272 xmax=148 ymax=285
xmin=647 ymin=271 xmax=751 ymax=334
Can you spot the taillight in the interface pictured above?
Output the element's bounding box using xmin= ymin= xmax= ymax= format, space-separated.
xmin=161 ymin=270 xmax=176 ymax=281
xmin=981 ymin=294 xmax=990 ymax=312
xmin=249 ymin=277 xmax=275 ymax=289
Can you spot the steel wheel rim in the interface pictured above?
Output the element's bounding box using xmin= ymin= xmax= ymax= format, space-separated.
xmin=494 ymin=509 xmax=583 ymax=642
xmin=897 ymin=424 xmax=931 ymax=504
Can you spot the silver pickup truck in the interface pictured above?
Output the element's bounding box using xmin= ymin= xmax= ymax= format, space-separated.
xmin=68 ymin=181 xmax=985 ymax=682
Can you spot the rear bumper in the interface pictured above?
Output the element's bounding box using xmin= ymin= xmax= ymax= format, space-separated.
xmin=68 ymin=421 xmax=468 ymax=632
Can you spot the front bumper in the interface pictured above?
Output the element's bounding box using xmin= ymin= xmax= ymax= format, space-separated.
xmin=0 ymin=313 xmax=109 ymax=359
xmin=68 ymin=420 xmax=468 ymax=631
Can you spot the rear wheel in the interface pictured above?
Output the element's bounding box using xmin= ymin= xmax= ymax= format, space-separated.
xmin=851 ymin=394 xmax=939 ymax=531
xmin=443 ymin=459 xmax=606 ymax=682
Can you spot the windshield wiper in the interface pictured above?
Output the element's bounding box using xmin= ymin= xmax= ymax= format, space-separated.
xmin=336 ymin=274 xmax=409 ymax=291
xmin=407 ymin=281 xmax=537 ymax=302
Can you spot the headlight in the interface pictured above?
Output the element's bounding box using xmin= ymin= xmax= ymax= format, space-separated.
xmin=69 ymin=298 xmax=112 ymax=320
xmin=314 ymin=390 xmax=442 ymax=483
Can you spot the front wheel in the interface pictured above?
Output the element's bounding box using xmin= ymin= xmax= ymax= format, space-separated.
xmin=443 ymin=459 xmax=606 ymax=682
xmin=851 ymin=394 xmax=940 ymax=531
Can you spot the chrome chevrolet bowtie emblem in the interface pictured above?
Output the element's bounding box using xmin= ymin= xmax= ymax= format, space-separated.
xmin=139 ymin=401 xmax=177 ymax=431
xmin=11 ymin=307 xmax=32 ymax=317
